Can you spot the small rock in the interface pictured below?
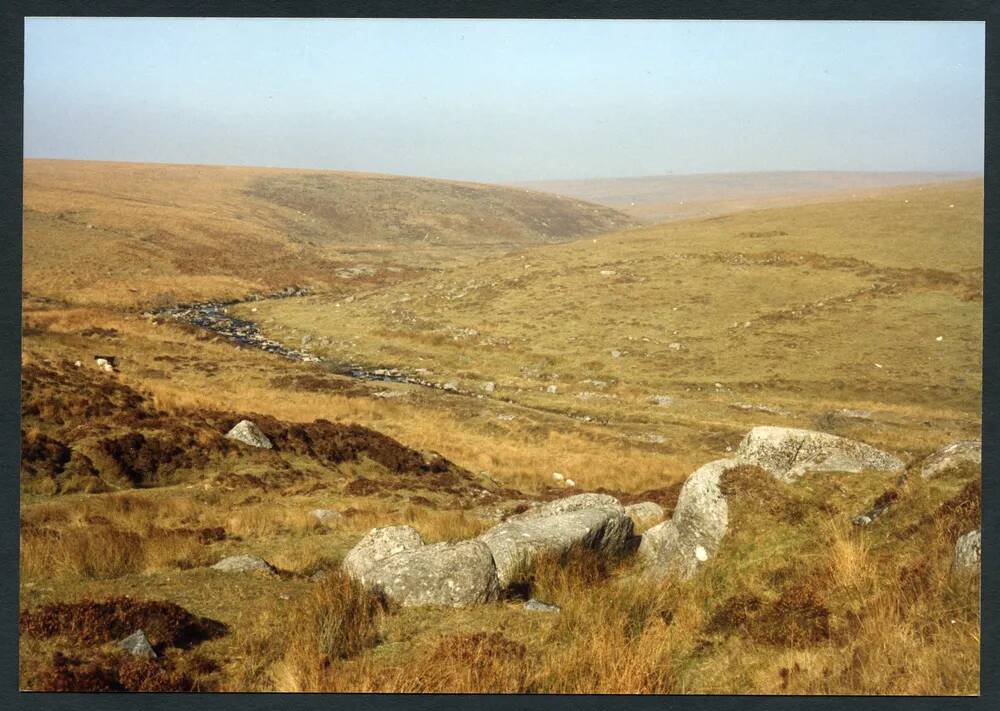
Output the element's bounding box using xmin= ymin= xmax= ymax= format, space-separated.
xmin=117 ymin=630 xmax=156 ymax=658
xmin=546 ymin=385 xmax=558 ymax=394
xmin=552 ymin=472 xmax=564 ymax=482
xmin=565 ymin=479 xmax=576 ymax=487
xmin=225 ymin=420 xmax=273 ymax=449
xmin=624 ymin=501 xmax=665 ymax=527
xmin=918 ymin=441 xmax=981 ymax=479
xmin=953 ymin=530 xmax=981 ymax=575
xmin=211 ymin=554 xmax=274 ymax=574
xmin=482 ymin=381 xmax=496 ymax=393
xmin=650 ymin=395 xmax=673 ymax=407
xmin=668 ymin=342 xmax=683 ymax=351
xmin=311 ymin=508 xmax=342 ymax=524
xmin=524 ymin=598 xmax=560 ymax=613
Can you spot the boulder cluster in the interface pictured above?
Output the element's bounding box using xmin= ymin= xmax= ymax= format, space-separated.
xmin=215 ymin=424 xmax=980 ymax=607
xmin=341 ymin=493 xmax=636 ymax=607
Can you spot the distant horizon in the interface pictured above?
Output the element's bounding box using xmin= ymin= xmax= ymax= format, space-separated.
xmin=20 ymin=155 xmax=983 ymax=187
xmin=24 ymin=19 xmax=984 ymax=183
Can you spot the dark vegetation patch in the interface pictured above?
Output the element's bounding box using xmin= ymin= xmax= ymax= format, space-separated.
xmin=31 ymin=650 xmax=217 ymax=692
xmin=936 ymin=480 xmax=981 ymax=539
xmin=21 ymin=363 xmax=490 ymax=498
xmin=706 ymin=593 xmax=763 ymax=635
xmin=895 ymin=478 xmax=981 ymax=541
xmin=344 ymin=477 xmax=383 ymax=496
xmin=20 ymin=597 xmax=227 ymax=649
xmin=707 ymin=584 xmax=831 ymax=648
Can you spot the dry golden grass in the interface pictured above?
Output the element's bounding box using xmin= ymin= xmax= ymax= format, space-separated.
xmin=19 ymin=163 xmax=981 ymax=693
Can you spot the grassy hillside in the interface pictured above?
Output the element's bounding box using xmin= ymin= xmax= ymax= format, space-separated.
xmin=19 ymin=168 xmax=982 ymax=693
xmin=23 ymin=160 xmax=633 ymax=307
xmin=513 ymin=170 xmax=980 ymax=223
xmin=244 ymin=180 xmax=982 ymax=490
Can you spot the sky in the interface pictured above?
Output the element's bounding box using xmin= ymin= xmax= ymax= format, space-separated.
xmin=23 ymin=18 xmax=985 ymax=183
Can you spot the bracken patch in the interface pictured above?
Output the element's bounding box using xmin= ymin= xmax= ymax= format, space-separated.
xmin=20 ymin=598 xmax=227 ymax=649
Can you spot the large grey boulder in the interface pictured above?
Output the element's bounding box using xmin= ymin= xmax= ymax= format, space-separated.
xmin=953 ymin=530 xmax=981 ymax=575
xmin=342 ymin=525 xmax=424 ymax=580
xmin=225 ymin=420 xmax=273 ymax=449
xmin=478 ymin=493 xmax=634 ymax=587
xmin=117 ymin=629 xmax=156 ymax=658
xmin=918 ymin=441 xmax=981 ymax=479
xmin=639 ymin=459 xmax=736 ymax=580
xmin=624 ymin=501 xmax=666 ymax=528
xmin=211 ymin=554 xmax=274 ymax=574
xmin=735 ymin=426 xmax=903 ymax=481
xmin=354 ymin=539 xmax=501 ymax=607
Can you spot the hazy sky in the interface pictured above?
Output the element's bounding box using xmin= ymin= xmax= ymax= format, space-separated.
xmin=24 ymin=18 xmax=985 ymax=182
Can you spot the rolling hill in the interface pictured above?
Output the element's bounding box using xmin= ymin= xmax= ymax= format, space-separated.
xmin=22 ymin=159 xmax=634 ymax=307
xmin=512 ymin=170 xmax=980 ymax=223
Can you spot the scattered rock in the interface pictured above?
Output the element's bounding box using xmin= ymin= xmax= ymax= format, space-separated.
xmin=830 ymin=408 xmax=873 ymax=421
xmin=624 ymin=501 xmax=665 ymax=527
xmin=639 ymin=459 xmax=736 ymax=580
xmin=524 ymin=599 xmax=560 ymax=613
xmin=354 ymin=539 xmax=501 ymax=607
xmin=117 ymin=630 xmax=156 ymax=658
xmin=479 ymin=494 xmax=634 ymax=588
xmin=731 ymin=402 xmax=789 ymax=416
xmin=224 ymin=420 xmax=273 ymax=449
xmin=917 ymin=441 xmax=981 ymax=479
xmin=442 ymin=381 xmax=459 ymax=392
xmin=311 ymin=508 xmax=342 ymax=525
xmin=342 ymin=525 xmax=424 ymax=580
xmin=952 ymin=530 xmax=981 ymax=575
xmin=735 ymin=426 xmax=903 ymax=482
xmin=650 ymin=395 xmax=673 ymax=407
xmin=211 ymin=554 xmax=274 ymax=574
